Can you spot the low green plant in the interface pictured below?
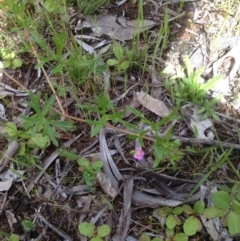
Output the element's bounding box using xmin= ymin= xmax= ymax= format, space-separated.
xmin=21 ymin=91 xmax=74 ymax=147
xmin=0 ymin=48 xmax=22 ymax=69
xmin=78 ymin=93 xmax=183 ymax=167
xmin=138 ymin=232 xmax=162 ymax=241
xmin=107 ymin=44 xmax=130 ymax=72
xmin=9 ymin=234 xmax=20 ymax=241
xmin=21 ymin=218 xmax=35 ymax=232
xmin=78 ymin=222 xmax=111 ymax=241
xmin=154 ymin=183 xmax=240 ymax=240
xmin=203 ymin=183 xmax=240 ymax=235
xmin=77 ymin=157 xmax=103 ymax=191
xmin=156 ymin=201 xmax=204 ymax=241
xmin=162 ymin=56 xmax=222 ymax=121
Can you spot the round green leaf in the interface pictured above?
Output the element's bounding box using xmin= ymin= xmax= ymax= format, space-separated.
xmin=90 ymin=237 xmax=103 ymax=241
xmin=9 ymin=234 xmax=20 ymax=241
xmin=172 ymin=206 xmax=183 ymax=215
xmin=3 ymin=60 xmax=11 ymax=68
xmin=203 ymin=206 xmax=221 ymax=219
xmin=166 ymin=214 xmax=176 ymax=229
xmin=174 ymin=233 xmax=188 ymax=241
xmin=139 ymin=232 xmax=151 ymax=241
xmin=119 ymin=60 xmax=129 ymax=70
xmin=165 ymin=227 xmax=174 ymax=238
xmin=193 ymin=201 xmax=205 ymax=214
xmin=12 ymin=58 xmax=22 ymax=68
xmin=107 ymin=59 xmax=119 ymax=66
xmin=157 ymin=207 xmax=172 ymax=217
xmin=97 ymin=224 xmax=111 ymax=237
xmin=228 ymin=211 xmax=240 ymax=235
xmin=173 ymin=215 xmax=181 ymax=225
xmin=183 ymin=216 xmax=202 ymax=236
xmin=211 ymin=191 xmax=231 ymax=210
xmin=232 ymin=200 xmax=240 ymax=214
xmin=182 ymin=205 xmax=193 ymax=215
xmin=78 ymin=222 xmax=95 ymax=237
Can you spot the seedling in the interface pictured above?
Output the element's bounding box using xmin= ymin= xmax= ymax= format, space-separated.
xmin=138 ymin=232 xmax=162 ymax=241
xmin=78 ymin=222 xmax=111 ymax=241
xmin=162 ymin=56 xmax=222 ymax=121
xmin=21 ymin=218 xmax=35 ymax=232
xmin=0 ymin=48 xmax=22 ymax=69
xmin=107 ymin=44 xmax=130 ymax=71
xmin=21 ymin=91 xmax=74 ymax=147
xmin=9 ymin=234 xmax=19 ymax=241
xmin=203 ymin=183 xmax=240 ymax=235
xmin=77 ymin=157 xmax=103 ymax=191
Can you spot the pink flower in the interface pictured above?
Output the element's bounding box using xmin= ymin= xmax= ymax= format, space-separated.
xmin=133 ymin=147 xmax=145 ymax=161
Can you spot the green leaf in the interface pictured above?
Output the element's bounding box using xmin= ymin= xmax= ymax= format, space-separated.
xmin=3 ymin=60 xmax=11 ymax=68
xmin=183 ymin=216 xmax=202 ymax=236
xmin=45 ymin=124 xmax=59 ymax=146
xmin=193 ymin=201 xmax=205 ymax=214
xmin=211 ymin=191 xmax=231 ymax=210
xmin=157 ymin=207 xmax=172 ymax=217
xmin=172 ymin=206 xmax=183 ymax=215
xmin=12 ymin=58 xmax=22 ymax=68
xmin=166 ymin=214 xmax=176 ymax=229
xmin=203 ymin=206 xmax=227 ymax=219
xmin=90 ymin=237 xmax=103 ymax=241
xmin=182 ymin=205 xmax=193 ymax=215
xmin=91 ymin=124 xmax=104 ymax=137
xmin=107 ymin=59 xmax=119 ymax=66
xmin=77 ymin=157 xmax=90 ymax=168
xmin=228 ymin=211 xmax=240 ymax=235
xmin=231 ymin=183 xmax=240 ymax=200
xmin=232 ymin=200 xmax=240 ymax=214
xmin=31 ymin=133 xmax=50 ymax=149
xmin=202 ymin=75 xmax=222 ymax=91
xmin=119 ymin=60 xmax=129 ymax=70
xmin=97 ymin=224 xmax=111 ymax=237
xmin=161 ymin=65 xmax=175 ymax=75
xmin=92 ymin=161 xmax=103 ymax=172
xmin=174 ymin=233 xmax=188 ymax=241
xmin=113 ymin=44 xmax=124 ymax=60
xmin=78 ymin=222 xmax=95 ymax=237
xmin=6 ymin=122 xmax=18 ymax=138
xmin=9 ymin=234 xmax=20 ymax=241
xmin=138 ymin=232 xmax=151 ymax=241
xmin=45 ymin=0 xmax=57 ymax=12
xmin=165 ymin=227 xmax=174 ymax=238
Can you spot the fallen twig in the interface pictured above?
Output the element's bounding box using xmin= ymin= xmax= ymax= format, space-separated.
xmin=36 ymin=211 xmax=72 ymax=241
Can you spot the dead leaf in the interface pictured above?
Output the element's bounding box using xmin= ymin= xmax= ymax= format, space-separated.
xmin=0 ymin=179 xmax=13 ymax=191
xmin=136 ymin=91 xmax=170 ymax=117
xmin=99 ymin=129 xmax=123 ymax=189
xmin=96 ymin=171 xmax=118 ymax=198
xmin=82 ymin=15 xmax=159 ymax=41
xmin=181 ymin=104 xmax=214 ymax=140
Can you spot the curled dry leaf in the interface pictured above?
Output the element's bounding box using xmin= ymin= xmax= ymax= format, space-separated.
xmin=136 ymin=91 xmax=170 ymax=117
xmin=82 ymin=15 xmax=159 ymax=41
xmin=181 ymin=104 xmax=214 ymax=140
xmin=0 ymin=179 xmax=13 ymax=191
xmin=96 ymin=171 xmax=118 ymax=198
